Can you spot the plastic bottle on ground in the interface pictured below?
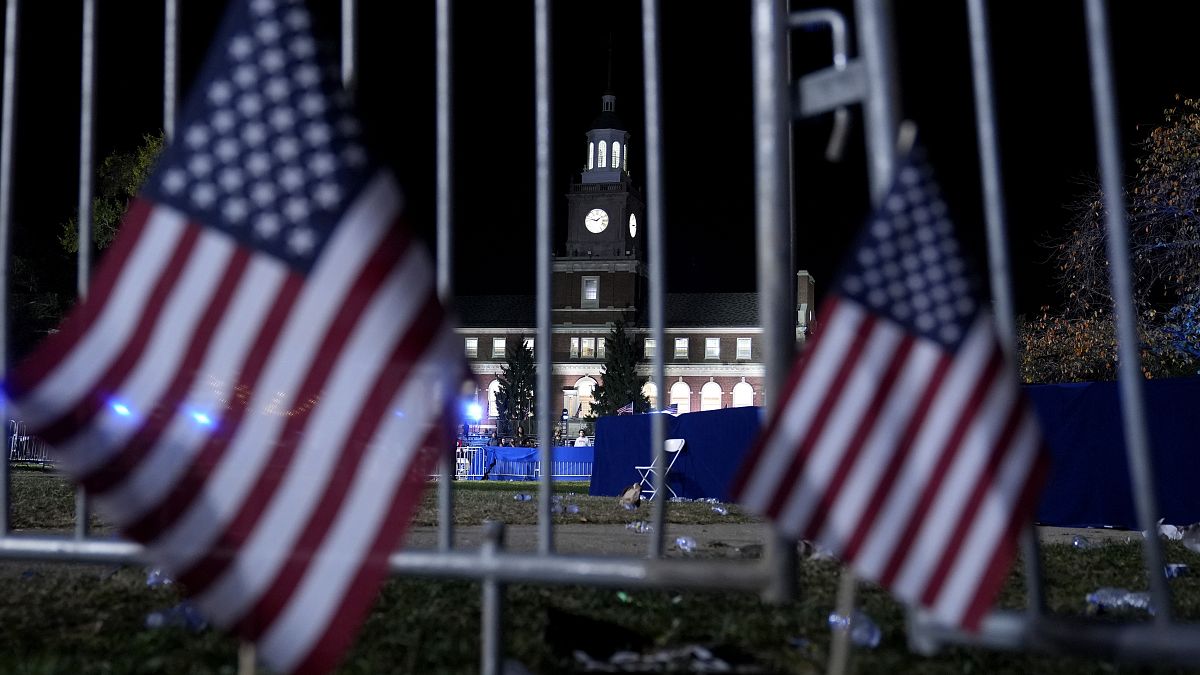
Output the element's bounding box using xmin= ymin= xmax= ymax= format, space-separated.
xmin=827 ymin=609 xmax=881 ymax=648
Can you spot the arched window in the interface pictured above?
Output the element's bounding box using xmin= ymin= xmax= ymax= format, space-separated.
xmin=598 ymin=140 xmax=607 ymax=168
xmin=732 ymin=380 xmax=754 ymax=407
xmin=612 ymin=141 xmax=621 ymax=170
xmin=487 ymin=379 xmax=502 ymax=418
xmin=575 ymin=376 xmax=598 ymax=417
xmin=622 ymin=144 xmax=629 ymax=172
xmin=642 ymin=381 xmax=657 ymax=409
xmin=700 ymin=381 xmax=722 ymax=411
xmin=669 ymin=380 xmax=691 ymax=414
xmin=588 ymin=142 xmax=594 ymax=170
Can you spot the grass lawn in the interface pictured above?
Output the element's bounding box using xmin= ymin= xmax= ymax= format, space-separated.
xmin=3 ymin=468 xmax=1200 ymax=673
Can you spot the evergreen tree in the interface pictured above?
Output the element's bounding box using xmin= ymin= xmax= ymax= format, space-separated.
xmin=495 ymin=341 xmax=536 ymax=437
xmin=60 ymin=132 xmax=165 ymax=253
xmin=590 ymin=320 xmax=649 ymax=418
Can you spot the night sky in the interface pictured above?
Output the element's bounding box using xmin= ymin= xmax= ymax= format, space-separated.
xmin=5 ymin=1 xmax=1200 ymax=317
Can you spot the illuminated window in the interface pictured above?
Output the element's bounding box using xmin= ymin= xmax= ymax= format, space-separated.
xmin=623 ymin=144 xmax=629 ymax=171
xmin=597 ymin=338 xmax=605 ymax=359
xmin=523 ymin=337 xmax=534 ymax=354
xmin=612 ymin=141 xmax=621 ymax=170
xmin=598 ymin=140 xmax=606 ymax=167
xmin=492 ymin=337 xmax=505 ymax=358
xmin=700 ymin=381 xmax=722 ymax=411
xmin=581 ymin=337 xmax=596 ymax=358
xmin=643 ymin=338 xmax=655 ymax=358
xmin=736 ymin=337 xmax=751 ymax=360
xmin=670 ymin=380 xmax=691 ymax=414
xmin=674 ymin=338 xmax=688 ymax=359
xmin=465 ymin=337 xmax=477 ymax=358
xmin=705 ymin=337 xmax=720 ymax=359
xmin=732 ymin=380 xmax=754 ymax=407
xmin=642 ymin=381 xmax=657 ymax=408
xmin=582 ymin=276 xmax=599 ymax=308
xmin=575 ymin=376 xmax=598 ymax=417
xmin=487 ymin=379 xmax=501 ymax=417
xmin=588 ymin=141 xmax=594 ymax=170
xmin=570 ymin=337 xmax=579 ymax=358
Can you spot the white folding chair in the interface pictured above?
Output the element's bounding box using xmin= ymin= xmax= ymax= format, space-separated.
xmin=635 ymin=438 xmax=685 ymax=501
xmin=455 ymin=446 xmax=475 ymax=479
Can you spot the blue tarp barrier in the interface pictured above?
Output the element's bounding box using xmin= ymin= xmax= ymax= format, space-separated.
xmin=466 ymin=445 xmax=593 ymax=481
xmin=1027 ymin=377 xmax=1200 ymax=528
xmin=586 ymin=379 xmax=1200 ymax=528
xmin=589 ymin=407 xmax=762 ymax=500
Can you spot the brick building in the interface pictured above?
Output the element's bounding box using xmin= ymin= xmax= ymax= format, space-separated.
xmin=456 ymin=91 xmax=814 ymax=433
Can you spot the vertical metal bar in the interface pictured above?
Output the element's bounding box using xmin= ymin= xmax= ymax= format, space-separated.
xmin=163 ymin=0 xmax=178 ymax=141
xmin=965 ymin=0 xmax=1047 ymax=615
xmin=0 ymin=0 xmax=18 ymax=538
xmin=77 ymin=0 xmax=94 ymax=299
xmin=1083 ymin=0 xmax=1170 ymax=622
xmin=533 ymin=0 xmax=554 ymax=555
xmin=479 ymin=521 xmax=505 ymax=675
xmin=340 ymin=0 xmax=356 ymax=92
xmin=751 ymin=0 xmax=797 ymax=601
xmin=853 ymin=0 xmax=900 ymax=201
xmin=641 ymin=0 xmax=667 ymax=559
xmin=75 ymin=0 xmax=96 ymax=540
xmin=785 ymin=0 xmax=796 ymax=338
xmin=435 ymin=0 xmax=455 ymax=552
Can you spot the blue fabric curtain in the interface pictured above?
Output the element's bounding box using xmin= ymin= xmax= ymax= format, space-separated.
xmin=587 ymin=379 xmax=1200 ymax=528
xmin=589 ymin=407 xmax=762 ymax=500
xmin=1027 ymin=377 xmax=1200 ymax=528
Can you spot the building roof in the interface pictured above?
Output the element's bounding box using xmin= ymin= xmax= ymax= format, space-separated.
xmin=662 ymin=292 xmax=759 ymax=327
xmin=454 ymin=292 xmax=761 ymax=329
xmin=454 ymin=295 xmax=536 ymax=327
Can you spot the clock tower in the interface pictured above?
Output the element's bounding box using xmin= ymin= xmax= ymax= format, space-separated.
xmin=555 ymin=90 xmax=646 ymax=325
xmin=563 ymin=92 xmax=645 ymax=260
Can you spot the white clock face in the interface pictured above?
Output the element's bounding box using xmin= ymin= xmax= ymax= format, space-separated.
xmin=628 ymin=213 xmax=637 ymax=238
xmin=584 ymin=208 xmax=609 ymax=233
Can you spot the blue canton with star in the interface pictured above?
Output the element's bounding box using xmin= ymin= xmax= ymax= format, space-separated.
xmin=142 ymin=0 xmax=375 ymax=274
xmin=834 ymin=152 xmax=982 ymax=349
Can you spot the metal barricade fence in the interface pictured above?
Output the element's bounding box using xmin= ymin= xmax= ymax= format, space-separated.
xmin=7 ymin=420 xmax=50 ymax=466
xmin=0 ymin=1 xmax=1196 ymax=673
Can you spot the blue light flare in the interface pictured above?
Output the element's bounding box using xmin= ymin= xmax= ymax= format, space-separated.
xmin=466 ymin=402 xmax=483 ymax=422
xmin=110 ymin=402 xmax=132 ymax=417
xmin=191 ymin=411 xmax=213 ymax=426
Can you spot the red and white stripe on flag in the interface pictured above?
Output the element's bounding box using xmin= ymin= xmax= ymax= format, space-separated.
xmin=6 ymin=1 xmax=463 ymax=673
xmin=733 ymin=150 xmax=1049 ymax=631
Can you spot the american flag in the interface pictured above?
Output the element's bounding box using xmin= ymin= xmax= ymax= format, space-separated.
xmin=661 ymin=403 xmax=679 ymax=416
xmin=733 ymin=150 xmax=1048 ymax=630
xmin=7 ymin=0 xmax=461 ymax=672
xmin=617 ymin=401 xmax=635 ymax=415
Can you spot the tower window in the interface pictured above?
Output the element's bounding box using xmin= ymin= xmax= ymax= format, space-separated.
xmin=737 ymin=337 xmax=752 ymax=360
xmin=582 ymin=276 xmax=599 ymax=308
xmin=492 ymin=337 xmax=506 ymax=358
xmin=581 ymin=338 xmax=596 ymax=358
xmin=465 ymin=337 xmax=478 ymax=358
xmin=598 ymin=141 xmax=606 ymax=168
xmin=612 ymin=141 xmax=621 ymax=170
xmin=588 ymin=141 xmax=594 ymax=170
xmin=705 ymin=337 xmax=720 ymax=359
xmin=674 ymin=338 xmax=689 ymax=359
xmin=597 ymin=337 xmax=605 ymax=359
xmin=570 ymin=337 xmax=579 ymax=358
xmin=644 ymin=338 xmax=655 ymax=358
